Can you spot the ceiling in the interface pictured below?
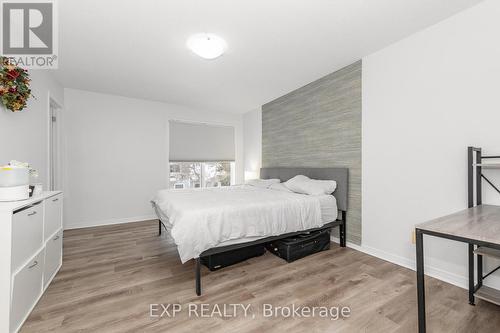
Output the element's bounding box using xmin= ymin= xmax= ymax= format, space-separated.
xmin=55 ymin=0 xmax=484 ymax=114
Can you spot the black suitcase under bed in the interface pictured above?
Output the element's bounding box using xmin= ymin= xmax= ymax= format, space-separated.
xmin=265 ymin=228 xmax=331 ymax=262
xmin=201 ymin=244 xmax=266 ymax=271
xmin=201 ymin=228 xmax=332 ymax=270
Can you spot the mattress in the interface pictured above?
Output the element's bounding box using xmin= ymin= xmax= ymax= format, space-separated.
xmin=317 ymin=194 xmax=338 ymax=223
xmin=215 ymin=192 xmax=337 ymax=248
xmin=152 ymin=185 xmax=338 ymax=262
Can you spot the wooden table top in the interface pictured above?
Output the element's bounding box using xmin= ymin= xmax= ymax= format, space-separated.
xmin=416 ymin=205 xmax=500 ymax=246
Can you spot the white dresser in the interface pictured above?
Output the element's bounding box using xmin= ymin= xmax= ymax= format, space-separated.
xmin=0 ymin=191 xmax=63 ymax=333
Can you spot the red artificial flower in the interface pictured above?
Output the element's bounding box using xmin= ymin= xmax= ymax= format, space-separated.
xmin=7 ymin=70 xmax=19 ymax=79
xmin=8 ymin=87 xmax=16 ymax=93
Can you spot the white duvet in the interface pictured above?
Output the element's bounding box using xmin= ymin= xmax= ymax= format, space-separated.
xmin=152 ymin=185 xmax=334 ymax=263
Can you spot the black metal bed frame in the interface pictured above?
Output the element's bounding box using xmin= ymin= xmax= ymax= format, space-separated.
xmin=159 ymin=210 xmax=347 ymax=296
xmin=415 ymin=146 xmax=500 ymax=333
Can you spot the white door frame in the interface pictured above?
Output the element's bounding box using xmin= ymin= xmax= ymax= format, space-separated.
xmin=48 ymin=93 xmax=63 ymax=191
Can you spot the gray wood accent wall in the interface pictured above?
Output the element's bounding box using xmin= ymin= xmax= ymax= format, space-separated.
xmin=262 ymin=60 xmax=362 ymax=244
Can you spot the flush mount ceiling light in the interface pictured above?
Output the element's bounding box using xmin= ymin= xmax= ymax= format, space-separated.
xmin=187 ymin=33 xmax=227 ymax=60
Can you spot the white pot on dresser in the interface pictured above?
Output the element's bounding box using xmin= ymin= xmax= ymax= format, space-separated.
xmin=0 ymin=191 xmax=63 ymax=333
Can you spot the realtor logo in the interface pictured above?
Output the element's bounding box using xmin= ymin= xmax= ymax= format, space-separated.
xmin=1 ymin=0 xmax=58 ymax=68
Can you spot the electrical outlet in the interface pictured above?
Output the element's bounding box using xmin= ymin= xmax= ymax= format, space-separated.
xmin=411 ymin=230 xmax=416 ymax=244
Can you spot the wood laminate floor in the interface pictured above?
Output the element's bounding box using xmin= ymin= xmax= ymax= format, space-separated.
xmin=22 ymin=220 xmax=500 ymax=333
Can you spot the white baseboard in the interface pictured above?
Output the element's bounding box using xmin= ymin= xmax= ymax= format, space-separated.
xmin=64 ymin=215 xmax=157 ymax=230
xmin=331 ymin=236 xmax=500 ymax=291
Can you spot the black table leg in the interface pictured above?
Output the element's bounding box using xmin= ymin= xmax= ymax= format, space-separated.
xmin=158 ymin=220 xmax=162 ymax=236
xmin=477 ymin=250 xmax=483 ymax=289
xmin=416 ymin=229 xmax=426 ymax=333
xmin=195 ymin=257 xmax=201 ymax=296
xmin=468 ymin=243 xmax=475 ymax=305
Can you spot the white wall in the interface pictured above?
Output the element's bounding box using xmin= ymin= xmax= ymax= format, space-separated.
xmin=0 ymin=70 xmax=64 ymax=186
xmin=243 ymin=107 xmax=262 ymax=180
xmin=63 ymin=89 xmax=243 ymax=229
xmin=362 ymin=0 xmax=500 ymax=289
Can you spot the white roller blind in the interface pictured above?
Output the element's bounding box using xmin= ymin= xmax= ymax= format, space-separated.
xmin=169 ymin=121 xmax=235 ymax=162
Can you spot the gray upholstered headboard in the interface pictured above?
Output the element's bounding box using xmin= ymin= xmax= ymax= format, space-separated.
xmin=260 ymin=167 xmax=349 ymax=212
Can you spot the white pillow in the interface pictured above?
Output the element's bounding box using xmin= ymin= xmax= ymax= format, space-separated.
xmin=269 ymin=183 xmax=293 ymax=193
xmin=284 ymin=175 xmax=337 ymax=195
xmin=246 ymin=178 xmax=280 ymax=189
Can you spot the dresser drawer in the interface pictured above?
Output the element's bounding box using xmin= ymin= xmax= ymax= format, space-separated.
xmin=44 ymin=229 xmax=62 ymax=288
xmin=10 ymin=250 xmax=44 ymax=332
xmin=11 ymin=202 xmax=44 ymax=273
xmin=44 ymin=194 xmax=62 ymax=241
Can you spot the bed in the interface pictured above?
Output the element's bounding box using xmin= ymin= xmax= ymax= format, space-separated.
xmin=151 ymin=167 xmax=348 ymax=295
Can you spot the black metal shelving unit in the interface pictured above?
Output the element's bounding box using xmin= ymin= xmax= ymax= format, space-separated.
xmin=468 ymin=146 xmax=500 ymax=305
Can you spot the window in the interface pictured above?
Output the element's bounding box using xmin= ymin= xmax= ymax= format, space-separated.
xmin=169 ymin=162 xmax=234 ymax=189
xmin=168 ymin=120 xmax=236 ymax=189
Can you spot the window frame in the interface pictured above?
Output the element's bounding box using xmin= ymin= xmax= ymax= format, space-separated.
xmin=168 ymin=161 xmax=235 ymax=189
